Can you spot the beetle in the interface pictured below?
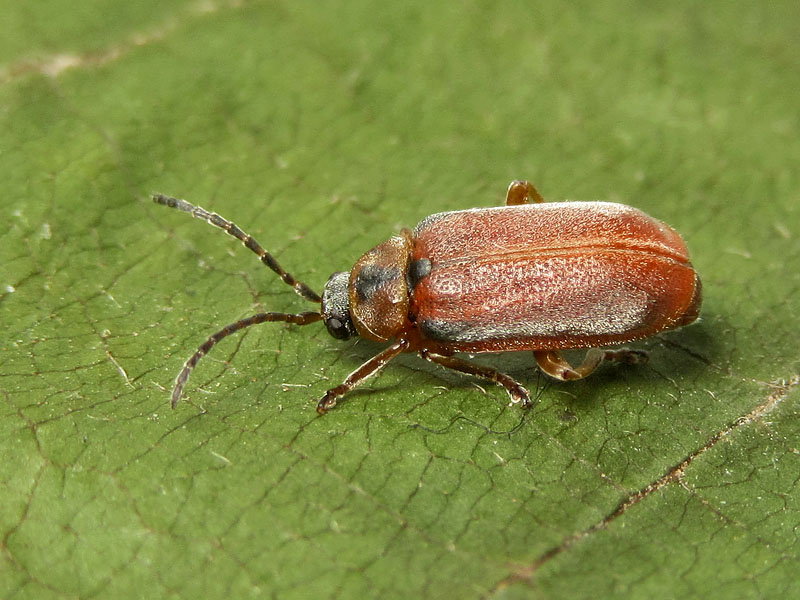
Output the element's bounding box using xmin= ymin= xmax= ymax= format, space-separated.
xmin=153 ymin=180 xmax=701 ymax=414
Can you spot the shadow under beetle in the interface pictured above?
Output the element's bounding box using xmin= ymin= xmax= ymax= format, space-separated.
xmin=153 ymin=181 xmax=701 ymax=414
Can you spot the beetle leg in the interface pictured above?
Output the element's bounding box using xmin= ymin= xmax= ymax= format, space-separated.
xmin=420 ymin=350 xmax=532 ymax=408
xmin=317 ymin=339 xmax=409 ymax=414
xmin=505 ymin=180 xmax=545 ymax=205
xmin=534 ymin=348 xmax=649 ymax=381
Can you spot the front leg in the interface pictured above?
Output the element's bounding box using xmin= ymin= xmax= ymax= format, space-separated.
xmin=317 ymin=339 xmax=409 ymax=414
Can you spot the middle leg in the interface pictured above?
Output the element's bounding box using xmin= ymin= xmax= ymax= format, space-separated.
xmin=420 ymin=349 xmax=533 ymax=408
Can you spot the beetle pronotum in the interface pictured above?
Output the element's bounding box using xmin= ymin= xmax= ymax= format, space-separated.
xmin=154 ymin=181 xmax=701 ymax=414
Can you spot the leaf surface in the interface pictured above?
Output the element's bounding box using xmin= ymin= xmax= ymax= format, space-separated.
xmin=1 ymin=2 xmax=799 ymax=598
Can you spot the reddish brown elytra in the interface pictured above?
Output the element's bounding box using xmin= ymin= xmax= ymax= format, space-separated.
xmin=153 ymin=181 xmax=701 ymax=414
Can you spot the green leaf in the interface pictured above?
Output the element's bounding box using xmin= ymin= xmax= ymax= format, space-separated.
xmin=2 ymin=2 xmax=798 ymax=598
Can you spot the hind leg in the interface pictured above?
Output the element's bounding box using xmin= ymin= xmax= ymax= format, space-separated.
xmin=534 ymin=348 xmax=648 ymax=381
xmin=505 ymin=180 xmax=545 ymax=205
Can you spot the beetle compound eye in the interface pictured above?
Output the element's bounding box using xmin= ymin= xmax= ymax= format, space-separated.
xmin=324 ymin=315 xmax=356 ymax=340
xmin=321 ymin=271 xmax=357 ymax=340
xmin=323 ymin=316 xmax=356 ymax=340
xmin=323 ymin=317 xmax=348 ymax=340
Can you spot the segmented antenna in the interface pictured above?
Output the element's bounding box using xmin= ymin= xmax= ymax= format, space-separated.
xmin=153 ymin=193 xmax=326 ymax=406
xmin=153 ymin=194 xmax=322 ymax=303
xmin=170 ymin=311 xmax=322 ymax=407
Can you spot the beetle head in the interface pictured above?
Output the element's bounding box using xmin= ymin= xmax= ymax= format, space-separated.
xmin=322 ymin=271 xmax=357 ymax=340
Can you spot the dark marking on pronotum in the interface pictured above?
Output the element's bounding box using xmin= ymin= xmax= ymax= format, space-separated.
xmin=353 ymin=264 xmax=400 ymax=302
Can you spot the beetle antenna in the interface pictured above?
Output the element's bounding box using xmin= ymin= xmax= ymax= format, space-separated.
xmin=170 ymin=311 xmax=322 ymax=407
xmin=153 ymin=194 xmax=322 ymax=304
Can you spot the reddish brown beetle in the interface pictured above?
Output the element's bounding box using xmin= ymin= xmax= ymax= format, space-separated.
xmin=154 ymin=181 xmax=701 ymax=414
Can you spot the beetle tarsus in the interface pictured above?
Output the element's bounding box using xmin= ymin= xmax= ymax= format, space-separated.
xmin=508 ymin=382 xmax=533 ymax=408
xmin=605 ymin=349 xmax=649 ymax=365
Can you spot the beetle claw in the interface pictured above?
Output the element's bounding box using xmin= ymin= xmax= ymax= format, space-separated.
xmin=317 ymin=393 xmax=337 ymax=414
xmin=511 ymin=384 xmax=533 ymax=408
xmin=502 ymin=383 xmax=536 ymax=410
